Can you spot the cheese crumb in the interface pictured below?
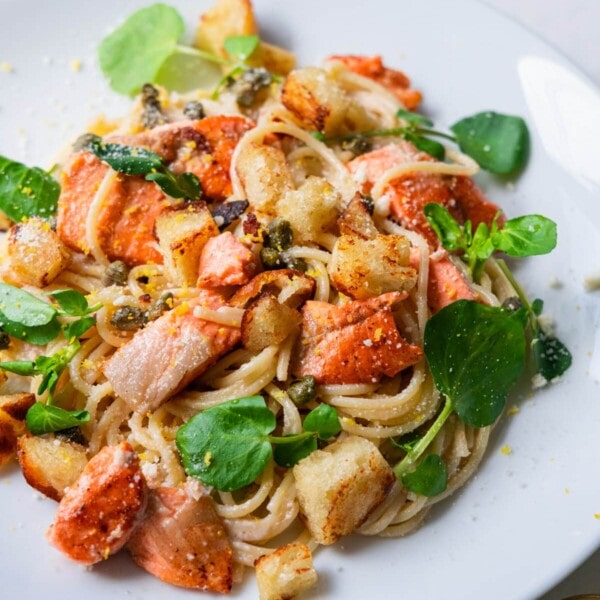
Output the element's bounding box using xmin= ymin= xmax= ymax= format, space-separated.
xmin=584 ymin=272 xmax=600 ymax=291
xmin=70 ymin=59 xmax=82 ymax=72
xmin=594 ymin=513 xmax=600 ymax=520
xmin=0 ymin=62 xmax=13 ymax=73
xmin=507 ymin=405 xmax=520 ymax=416
xmin=500 ymin=445 xmax=512 ymax=455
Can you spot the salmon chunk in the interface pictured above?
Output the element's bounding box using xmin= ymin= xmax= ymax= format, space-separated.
xmin=293 ymin=292 xmax=423 ymax=384
xmin=329 ymin=55 xmax=422 ymax=110
xmin=428 ymin=254 xmax=476 ymax=312
xmin=46 ymin=442 xmax=147 ymax=565
xmin=103 ymin=291 xmax=240 ymax=413
xmin=128 ymin=485 xmax=233 ymax=593
xmin=197 ymin=231 xmax=258 ymax=288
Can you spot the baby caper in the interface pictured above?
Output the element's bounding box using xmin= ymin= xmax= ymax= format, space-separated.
xmin=266 ymin=218 xmax=293 ymax=252
xmin=281 ymin=252 xmax=307 ymax=273
xmin=287 ymin=376 xmax=317 ymax=405
xmin=146 ymin=292 xmax=174 ymax=321
xmin=110 ymin=305 xmax=147 ymax=331
xmin=183 ymin=100 xmax=206 ymax=121
xmin=102 ymin=260 xmax=130 ymax=286
xmin=260 ymin=247 xmax=281 ymax=268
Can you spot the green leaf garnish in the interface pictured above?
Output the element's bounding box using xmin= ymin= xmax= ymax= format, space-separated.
xmin=491 ymin=215 xmax=557 ymax=257
xmin=303 ymin=403 xmax=341 ymax=440
xmin=48 ymin=289 xmax=99 ymax=317
xmin=0 ymin=156 xmax=60 ymax=222
xmin=401 ymin=454 xmax=448 ymax=497
xmin=224 ymin=35 xmax=260 ymax=62
xmin=153 ymin=46 xmax=223 ymax=93
xmin=0 ymin=283 xmax=56 ymax=327
xmin=64 ymin=316 xmax=96 ymax=342
xmin=397 ymin=109 xmax=433 ymax=128
xmin=25 ymin=402 xmax=90 ymax=436
xmin=273 ymin=436 xmax=317 ymax=468
xmin=451 ymin=111 xmax=529 ymax=174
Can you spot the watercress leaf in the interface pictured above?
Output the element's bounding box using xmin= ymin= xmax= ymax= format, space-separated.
xmin=0 ymin=155 xmax=60 ymax=221
xmin=154 ymin=47 xmax=223 ymax=93
xmin=0 ymin=360 xmax=37 ymax=376
xmin=65 ymin=316 xmax=96 ymax=341
xmin=396 ymin=109 xmax=433 ymax=128
xmin=176 ymin=173 xmax=202 ymax=200
xmin=451 ymin=111 xmax=529 ymax=174
xmin=2 ymin=317 xmax=62 ymax=346
xmin=303 ymin=404 xmax=341 ymax=440
xmin=424 ymin=300 xmax=527 ymax=428
xmin=224 ymin=35 xmax=260 ymax=62
xmin=38 ymin=369 xmax=59 ymax=396
xmin=26 ymin=402 xmax=90 ymax=436
xmin=401 ymin=454 xmax=448 ymax=497
xmin=176 ymin=396 xmax=275 ymax=492
xmin=492 ymin=215 xmax=557 ymax=257
xmin=98 ymin=3 xmax=185 ymax=95
xmin=531 ymin=298 xmax=544 ymax=316
xmin=410 ymin=135 xmax=446 ymax=161
xmin=0 ymin=283 xmax=56 ymax=327
xmin=273 ymin=436 xmax=317 ymax=468
xmin=423 ymin=203 xmax=465 ymax=251
xmin=145 ymin=171 xmax=184 ymax=198
xmin=532 ymin=332 xmax=572 ymax=381
xmin=48 ymin=289 xmax=90 ymax=316
xmin=90 ymin=140 xmax=163 ymax=175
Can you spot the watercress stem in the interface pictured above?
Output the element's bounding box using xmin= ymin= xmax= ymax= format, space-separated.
xmin=415 ymin=128 xmax=457 ymax=142
xmin=267 ymin=432 xmax=313 ymax=445
xmin=393 ymin=396 xmax=453 ymax=479
xmin=496 ymin=259 xmax=540 ymax=334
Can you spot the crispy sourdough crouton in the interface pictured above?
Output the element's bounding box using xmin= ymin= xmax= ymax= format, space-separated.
xmin=0 ymin=393 xmax=35 ymax=421
xmin=277 ymin=176 xmax=340 ymax=245
xmin=0 ymin=210 xmax=11 ymax=231
xmin=248 ymin=41 xmax=296 ymax=76
xmin=0 ymin=409 xmax=27 ymax=468
xmin=293 ymin=436 xmax=394 ymax=545
xmin=5 ymin=218 xmax=69 ymax=287
xmin=255 ymin=543 xmax=317 ymax=600
xmin=281 ymin=68 xmax=374 ymax=135
xmin=236 ymin=143 xmax=294 ymax=215
xmin=338 ymin=193 xmax=378 ymax=240
xmin=128 ymin=486 xmax=233 ymax=592
xmin=155 ymin=202 xmax=219 ymax=287
xmin=230 ymin=269 xmax=315 ymax=309
xmin=46 ymin=442 xmax=147 ymax=565
xmin=195 ymin=0 xmax=257 ymax=58
xmin=241 ymin=294 xmax=301 ymax=352
xmin=328 ymin=233 xmax=417 ymax=300
xmin=17 ymin=435 xmax=88 ymax=501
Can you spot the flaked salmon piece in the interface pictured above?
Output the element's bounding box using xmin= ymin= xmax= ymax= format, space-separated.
xmin=328 ymin=55 xmax=422 ymax=110
xmin=127 ymin=484 xmax=233 ymax=593
xmin=46 ymin=442 xmax=147 ymax=566
xmin=293 ymin=292 xmax=423 ymax=384
xmin=197 ymin=231 xmax=258 ymax=288
xmin=348 ymin=144 xmax=503 ymax=248
xmin=103 ymin=290 xmax=240 ymax=414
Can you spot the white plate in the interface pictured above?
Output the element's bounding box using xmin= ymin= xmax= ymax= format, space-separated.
xmin=1 ymin=1 xmax=599 ymax=599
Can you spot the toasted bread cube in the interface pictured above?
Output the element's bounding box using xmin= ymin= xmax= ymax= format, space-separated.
xmin=255 ymin=543 xmax=317 ymax=600
xmin=0 ymin=409 xmax=27 ymax=468
xmin=241 ymin=294 xmax=301 ymax=352
xmin=195 ymin=0 xmax=257 ymax=58
xmin=338 ymin=194 xmax=378 ymax=240
xmin=328 ymin=233 xmax=417 ymax=300
xmin=17 ymin=435 xmax=88 ymax=501
xmin=0 ymin=393 xmax=35 ymax=421
xmin=293 ymin=436 xmax=394 ymax=544
xmin=236 ymin=143 xmax=294 ymax=216
xmin=6 ymin=218 xmax=69 ymax=287
xmin=0 ymin=210 xmax=10 ymax=231
xmin=155 ymin=202 xmax=219 ymax=287
xmin=277 ymin=177 xmax=340 ymax=245
xmin=248 ymin=41 xmax=296 ymax=76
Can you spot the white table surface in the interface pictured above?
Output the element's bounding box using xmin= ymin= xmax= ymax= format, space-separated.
xmin=482 ymin=3 xmax=600 ymax=598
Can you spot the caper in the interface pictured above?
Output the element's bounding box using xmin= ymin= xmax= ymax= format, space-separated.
xmin=141 ymin=83 xmax=166 ymax=129
xmin=341 ymin=136 xmax=372 ymax=156
xmin=231 ymin=68 xmax=273 ymax=108
xmin=146 ymin=292 xmax=174 ymax=321
xmin=287 ymin=376 xmax=317 ymax=405
xmin=281 ymin=252 xmax=307 ymax=273
xmin=110 ymin=305 xmax=147 ymax=331
xmin=183 ymin=100 xmax=206 ymax=121
xmin=55 ymin=426 xmax=86 ymax=445
xmin=102 ymin=260 xmax=130 ymax=286
xmin=502 ymin=296 xmax=523 ymax=312
xmin=266 ymin=218 xmax=293 ymax=252
xmin=361 ymin=195 xmax=375 ymax=215
xmin=0 ymin=329 xmax=10 ymax=351
xmin=260 ymin=247 xmax=281 ymax=268
xmin=72 ymin=132 xmax=101 ymax=152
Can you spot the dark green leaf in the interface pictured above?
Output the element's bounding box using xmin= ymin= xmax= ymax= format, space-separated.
xmin=451 ymin=111 xmax=529 ymax=174
xmin=531 ymin=298 xmax=544 ymax=316
xmin=176 ymin=172 xmax=202 ymax=200
xmin=25 ymin=402 xmax=90 ymax=435
xmin=224 ymin=35 xmax=260 ymax=62
xmin=176 ymin=396 xmax=275 ymax=492
xmin=89 ymin=140 xmax=163 ymax=175
xmin=48 ymin=289 xmax=90 ymax=316
xmin=532 ymin=332 xmax=572 ymax=381
xmin=424 ymin=300 xmax=527 ymax=427
xmin=303 ymin=404 xmax=341 ymax=440
xmin=423 ymin=203 xmax=465 ymax=251
xmin=0 ymin=155 xmax=60 ymax=221
xmin=65 ymin=316 xmax=96 ymax=341
xmin=0 ymin=283 xmax=57 ymax=327
xmin=492 ymin=215 xmax=557 ymax=257
xmin=0 ymin=360 xmax=37 ymax=376
xmin=409 ymin=134 xmax=446 ymax=160
xmin=98 ymin=4 xmax=185 ymax=95
xmin=273 ymin=436 xmax=317 ymax=467
xmin=38 ymin=369 xmax=59 ymax=396
xmin=396 ymin=109 xmax=433 ymax=128
xmin=401 ymin=454 xmax=448 ymax=497
xmin=1 ymin=317 xmax=61 ymax=346
xmin=146 ymin=170 xmax=202 ymax=200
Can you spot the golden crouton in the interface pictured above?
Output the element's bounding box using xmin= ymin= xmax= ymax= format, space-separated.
xmin=328 ymin=233 xmax=417 ymax=300
xmin=248 ymin=41 xmax=296 ymax=76
xmin=0 ymin=409 xmax=27 ymax=468
xmin=338 ymin=194 xmax=378 ymax=240
xmin=154 ymin=202 xmax=219 ymax=287
xmin=293 ymin=436 xmax=395 ymax=544
xmin=0 ymin=393 xmax=35 ymax=421
xmin=17 ymin=435 xmax=88 ymax=501
xmin=255 ymin=543 xmax=317 ymax=600
xmin=236 ymin=143 xmax=294 ymax=216
xmin=277 ymin=176 xmax=340 ymax=245
xmin=6 ymin=218 xmax=69 ymax=287
xmin=241 ymin=294 xmax=301 ymax=352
